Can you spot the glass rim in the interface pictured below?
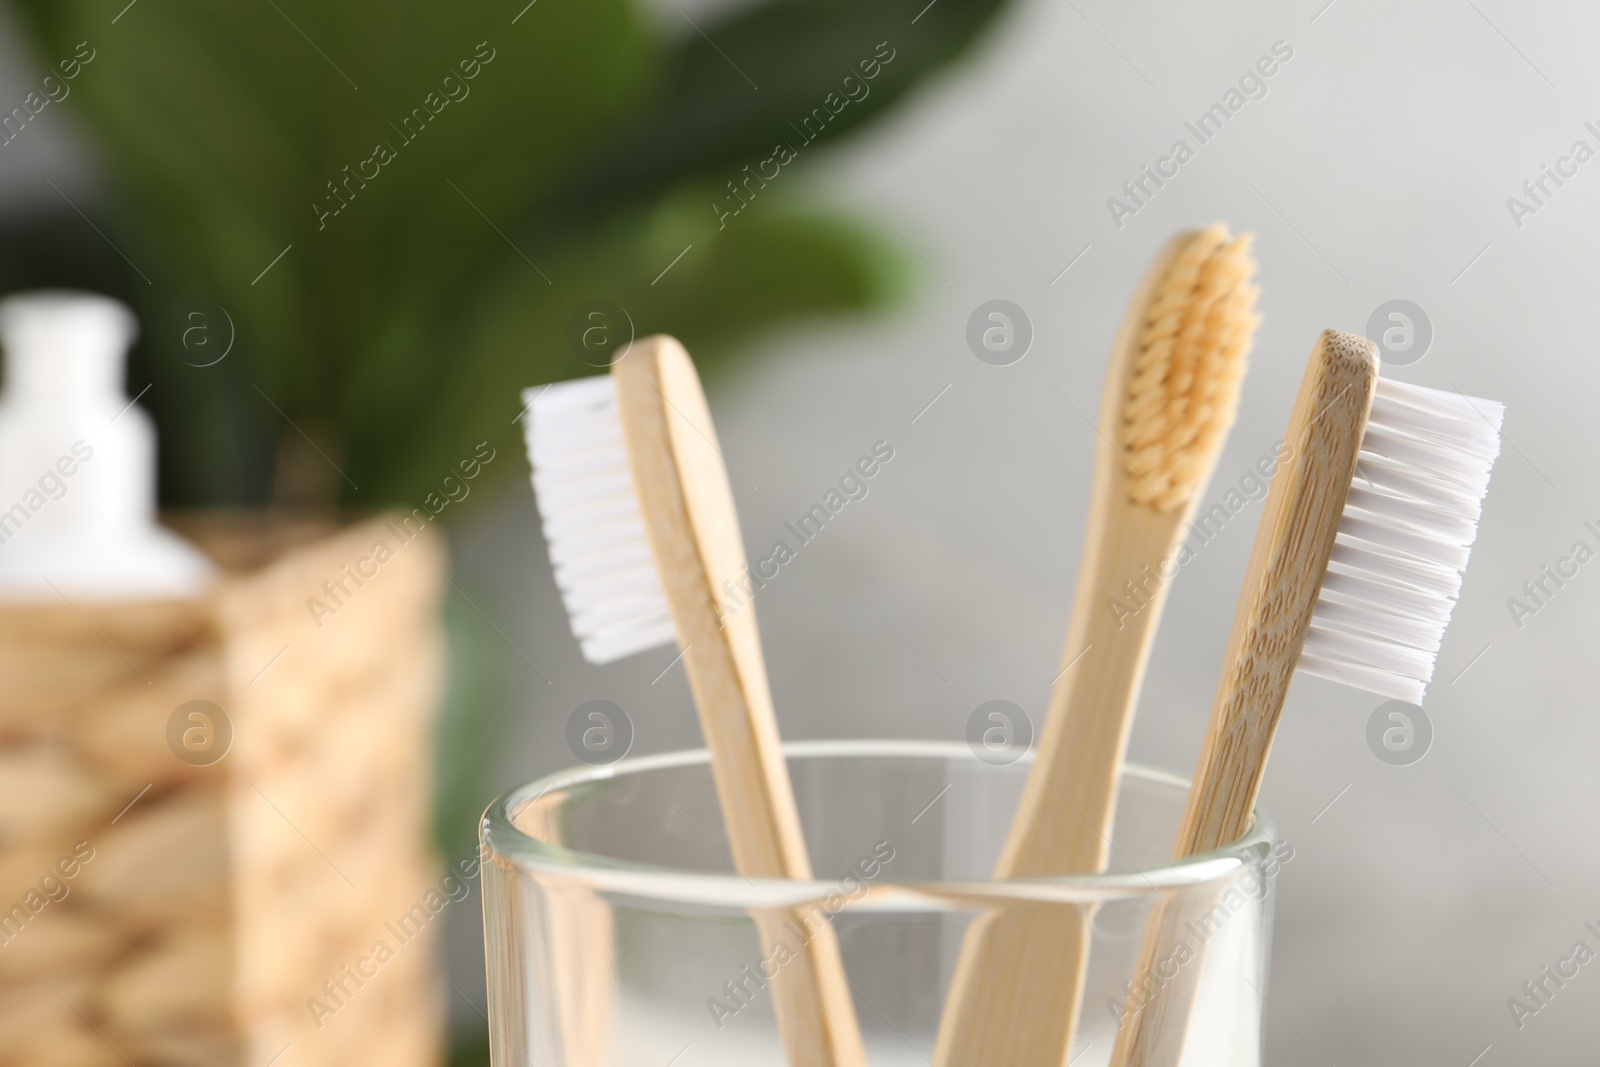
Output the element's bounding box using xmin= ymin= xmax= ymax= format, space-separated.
xmin=480 ymin=739 xmax=1277 ymax=908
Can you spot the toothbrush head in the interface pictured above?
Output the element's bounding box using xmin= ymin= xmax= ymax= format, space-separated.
xmin=522 ymin=374 xmax=677 ymax=664
xmin=1122 ymin=224 xmax=1261 ymax=511
xmin=1297 ymin=355 xmax=1504 ymax=704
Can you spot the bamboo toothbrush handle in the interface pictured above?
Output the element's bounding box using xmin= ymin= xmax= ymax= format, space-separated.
xmin=615 ymin=339 xmax=805 ymax=876
xmin=1111 ymin=331 xmax=1378 ymax=1067
xmin=996 ymin=229 xmax=1200 ymax=878
xmin=930 ymin=509 xmax=1189 ymax=1064
xmin=1177 ymin=330 xmax=1377 ymax=855
xmin=934 ymin=231 xmax=1215 ymax=1067
xmin=614 ymin=337 xmax=866 ymax=1067
xmin=998 ymin=508 xmax=1194 ymax=876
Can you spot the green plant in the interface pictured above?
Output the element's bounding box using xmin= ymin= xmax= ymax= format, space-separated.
xmin=7 ymin=0 xmax=1011 ymax=508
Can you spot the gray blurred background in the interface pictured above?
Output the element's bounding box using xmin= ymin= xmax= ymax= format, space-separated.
xmin=6 ymin=0 xmax=1596 ymax=1063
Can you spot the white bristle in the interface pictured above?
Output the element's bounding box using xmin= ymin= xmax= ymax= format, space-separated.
xmin=1296 ymin=378 xmax=1504 ymax=704
xmin=522 ymin=377 xmax=678 ymax=664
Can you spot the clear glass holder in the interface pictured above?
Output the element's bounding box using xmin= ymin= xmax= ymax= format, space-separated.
xmin=480 ymin=740 xmax=1281 ymax=1066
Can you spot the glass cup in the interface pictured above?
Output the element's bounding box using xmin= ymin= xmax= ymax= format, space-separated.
xmin=480 ymin=740 xmax=1282 ymax=1066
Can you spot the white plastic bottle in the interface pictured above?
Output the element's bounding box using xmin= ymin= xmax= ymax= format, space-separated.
xmin=0 ymin=290 xmax=213 ymax=599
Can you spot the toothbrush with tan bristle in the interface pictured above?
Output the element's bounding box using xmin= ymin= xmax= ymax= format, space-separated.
xmin=1111 ymin=329 xmax=1504 ymax=1065
xmin=932 ymin=225 xmax=1261 ymax=1067
xmin=523 ymin=336 xmax=866 ymax=1067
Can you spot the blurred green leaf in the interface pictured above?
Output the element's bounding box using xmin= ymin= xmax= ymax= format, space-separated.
xmin=447 ymin=1030 xmax=491 ymax=1067
xmin=565 ymin=0 xmax=1010 ymax=214
xmin=351 ymin=188 xmax=904 ymax=500
xmin=10 ymin=0 xmax=653 ymax=503
xmin=7 ymin=0 xmax=1011 ymax=509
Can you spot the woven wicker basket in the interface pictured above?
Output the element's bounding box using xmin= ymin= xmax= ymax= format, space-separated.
xmin=0 ymin=513 xmax=447 ymax=1067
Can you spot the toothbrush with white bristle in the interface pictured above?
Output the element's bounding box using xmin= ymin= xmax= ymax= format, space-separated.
xmin=1111 ymin=329 xmax=1504 ymax=1066
xmin=523 ymin=336 xmax=867 ymax=1067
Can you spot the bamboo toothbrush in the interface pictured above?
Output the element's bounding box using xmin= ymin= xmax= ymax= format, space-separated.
xmin=932 ymin=225 xmax=1261 ymax=1067
xmin=523 ymin=335 xmax=866 ymax=1067
xmin=1110 ymin=330 xmax=1504 ymax=1066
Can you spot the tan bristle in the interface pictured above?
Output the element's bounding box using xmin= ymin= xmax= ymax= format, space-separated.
xmin=1122 ymin=224 xmax=1261 ymax=510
